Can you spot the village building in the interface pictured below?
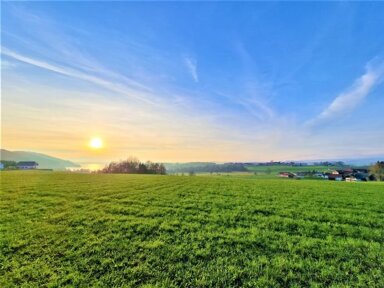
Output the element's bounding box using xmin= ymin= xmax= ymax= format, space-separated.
xmin=325 ymin=173 xmax=343 ymax=181
xmin=345 ymin=177 xmax=358 ymax=182
xmin=279 ymin=172 xmax=296 ymax=178
xmin=17 ymin=161 xmax=39 ymax=170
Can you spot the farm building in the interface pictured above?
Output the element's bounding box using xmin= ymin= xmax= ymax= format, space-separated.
xmin=17 ymin=161 xmax=39 ymax=170
xmin=279 ymin=172 xmax=296 ymax=178
xmin=345 ymin=177 xmax=358 ymax=182
xmin=0 ymin=163 xmax=4 ymax=170
xmin=290 ymin=168 xmax=373 ymax=182
xmin=326 ymin=173 xmax=343 ymax=181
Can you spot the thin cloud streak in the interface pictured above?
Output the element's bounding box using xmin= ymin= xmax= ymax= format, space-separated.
xmin=306 ymin=61 xmax=384 ymax=127
xmin=215 ymin=90 xmax=275 ymax=122
xmin=2 ymin=47 xmax=156 ymax=105
xmin=184 ymin=56 xmax=199 ymax=83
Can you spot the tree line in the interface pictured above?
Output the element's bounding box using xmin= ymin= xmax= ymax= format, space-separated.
xmin=166 ymin=162 xmax=247 ymax=174
xmin=370 ymin=161 xmax=384 ymax=181
xmin=313 ymin=161 xmax=346 ymax=167
xmin=100 ymin=157 xmax=166 ymax=175
xmin=0 ymin=161 xmax=17 ymax=169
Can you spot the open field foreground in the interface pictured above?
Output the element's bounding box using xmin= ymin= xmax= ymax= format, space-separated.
xmin=1 ymin=172 xmax=384 ymax=287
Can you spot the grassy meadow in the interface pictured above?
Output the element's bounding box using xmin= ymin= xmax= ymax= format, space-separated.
xmin=1 ymin=171 xmax=384 ymax=287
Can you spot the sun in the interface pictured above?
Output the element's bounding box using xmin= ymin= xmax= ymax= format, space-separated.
xmin=89 ymin=137 xmax=103 ymax=149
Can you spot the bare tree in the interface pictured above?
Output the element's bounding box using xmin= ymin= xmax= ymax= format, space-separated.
xmin=102 ymin=157 xmax=166 ymax=175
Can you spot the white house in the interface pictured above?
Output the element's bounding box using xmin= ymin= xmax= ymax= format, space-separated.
xmin=17 ymin=161 xmax=39 ymax=170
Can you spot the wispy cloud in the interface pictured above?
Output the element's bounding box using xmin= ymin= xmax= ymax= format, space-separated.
xmin=306 ymin=60 xmax=384 ymax=127
xmin=184 ymin=56 xmax=199 ymax=83
xmin=215 ymin=84 xmax=275 ymax=122
xmin=243 ymin=98 xmax=275 ymax=120
xmin=2 ymin=47 xmax=156 ymax=105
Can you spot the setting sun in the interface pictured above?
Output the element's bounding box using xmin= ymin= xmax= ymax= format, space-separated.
xmin=89 ymin=137 xmax=103 ymax=149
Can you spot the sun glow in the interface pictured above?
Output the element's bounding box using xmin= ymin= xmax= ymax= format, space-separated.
xmin=89 ymin=137 xmax=103 ymax=149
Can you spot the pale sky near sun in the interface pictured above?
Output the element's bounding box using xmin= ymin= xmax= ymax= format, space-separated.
xmin=2 ymin=2 xmax=384 ymax=165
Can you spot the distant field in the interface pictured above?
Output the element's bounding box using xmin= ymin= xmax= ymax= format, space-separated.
xmin=245 ymin=165 xmax=345 ymax=174
xmin=1 ymin=172 xmax=383 ymax=287
xmin=197 ymin=172 xmax=279 ymax=180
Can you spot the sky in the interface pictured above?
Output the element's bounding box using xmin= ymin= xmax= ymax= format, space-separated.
xmin=2 ymin=2 xmax=384 ymax=166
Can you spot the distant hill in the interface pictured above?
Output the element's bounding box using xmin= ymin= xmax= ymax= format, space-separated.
xmin=0 ymin=149 xmax=80 ymax=170
xmin=164 ymin=162 xmax=247 ymax=173
xmin=338 ymin=157 xmax=384 ymax=166
xmin=307 ymin=157 xmax=384 ymax=166
xmin=164 ymin=158 xmax=384 ymax=173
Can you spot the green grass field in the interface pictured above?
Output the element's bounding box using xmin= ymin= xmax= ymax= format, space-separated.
xmin=1 ymin=171 xmax=383 ymax=287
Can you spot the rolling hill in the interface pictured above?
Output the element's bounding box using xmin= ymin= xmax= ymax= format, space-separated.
xmin=0 ymin=149 xmax=80 ymax=170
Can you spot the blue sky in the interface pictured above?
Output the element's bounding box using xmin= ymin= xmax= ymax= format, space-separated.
xmin=2 ymin=2 xmax=384 ymax=164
